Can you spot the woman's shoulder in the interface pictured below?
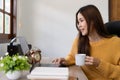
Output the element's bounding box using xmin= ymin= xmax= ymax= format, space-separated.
xmin=73 ymin=34 xmax=79 ymax=40
xmin=111 ymin=36 xmax=120 ymax=40
xmin=108 ymin=36 xmax=120 ymax=43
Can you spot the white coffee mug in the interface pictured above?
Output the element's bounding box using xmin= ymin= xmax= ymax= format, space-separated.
xmin=75 ymin=54 xmax=86 ymax=66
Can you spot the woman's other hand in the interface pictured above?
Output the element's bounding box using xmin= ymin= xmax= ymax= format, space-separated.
xmin=52 ymin=58 xmax=67 ymax=65
xmin=85 ymin=56 xmax=100 ymax=67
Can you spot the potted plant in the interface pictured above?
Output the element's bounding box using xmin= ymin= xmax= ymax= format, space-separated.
xmin=0 ymin=52 xmax=31 ymax=79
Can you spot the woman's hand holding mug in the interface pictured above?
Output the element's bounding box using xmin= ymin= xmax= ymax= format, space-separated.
xmin=85 ymin=56 xmax=100 ymax=67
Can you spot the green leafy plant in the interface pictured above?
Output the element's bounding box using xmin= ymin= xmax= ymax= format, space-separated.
xmin=0 ymin=53 xmax=31 ymax=73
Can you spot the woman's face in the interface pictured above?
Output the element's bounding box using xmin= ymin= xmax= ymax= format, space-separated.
xmin=77 ymin=13 xmax=88 ymax=36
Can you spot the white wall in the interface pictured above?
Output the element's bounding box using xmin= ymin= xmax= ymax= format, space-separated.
xmin=16 ymin=0 xmax=108 ymax=58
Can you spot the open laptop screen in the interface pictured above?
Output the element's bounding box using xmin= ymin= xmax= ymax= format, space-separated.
xmin=17 ymin=36 xmax=30 ymax=55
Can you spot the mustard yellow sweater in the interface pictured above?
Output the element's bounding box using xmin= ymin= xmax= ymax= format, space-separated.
xmin=65 ymin=36 xmax=120 ymax=80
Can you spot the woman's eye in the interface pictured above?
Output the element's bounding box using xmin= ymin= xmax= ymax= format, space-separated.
xmin=80 ymin=19 xmax=84 ymax=22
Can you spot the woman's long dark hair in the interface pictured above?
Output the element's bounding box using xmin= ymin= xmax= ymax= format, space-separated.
xmin=76 ymin=5 xmax=111 ymax=56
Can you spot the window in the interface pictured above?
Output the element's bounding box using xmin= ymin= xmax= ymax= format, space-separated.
xmin=0 ymin=0 xmax=17 ymax=43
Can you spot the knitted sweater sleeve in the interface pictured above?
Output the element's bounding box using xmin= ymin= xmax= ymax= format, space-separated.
xmin=96 ymin=52 xmax=120 ymax=79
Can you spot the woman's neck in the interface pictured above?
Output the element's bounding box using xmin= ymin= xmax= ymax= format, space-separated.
xmin=88 ymin=32 xmax=103 ymax=42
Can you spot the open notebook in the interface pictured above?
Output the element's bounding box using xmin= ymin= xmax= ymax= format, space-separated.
xmin=27 ymin=67 xmax=69 ymax=80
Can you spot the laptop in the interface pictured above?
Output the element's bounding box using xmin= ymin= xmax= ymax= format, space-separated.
xmin=17 ymin=36 xmax=30 ymax=55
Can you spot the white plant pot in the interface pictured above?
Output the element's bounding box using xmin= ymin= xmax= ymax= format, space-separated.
xmin=6 ymin=70 xmax=21 ymax=80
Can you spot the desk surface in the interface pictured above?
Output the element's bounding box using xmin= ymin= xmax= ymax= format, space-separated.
xmin=0 ymin=57 xmax=88 ymax=80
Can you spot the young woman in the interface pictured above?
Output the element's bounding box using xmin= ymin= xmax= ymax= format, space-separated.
xmin=52 ymin=5 xmax=120 ymax=80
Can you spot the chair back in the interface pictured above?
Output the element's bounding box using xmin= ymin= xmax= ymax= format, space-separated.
xmin=105 ymin=21 xmax=120 ymax=37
